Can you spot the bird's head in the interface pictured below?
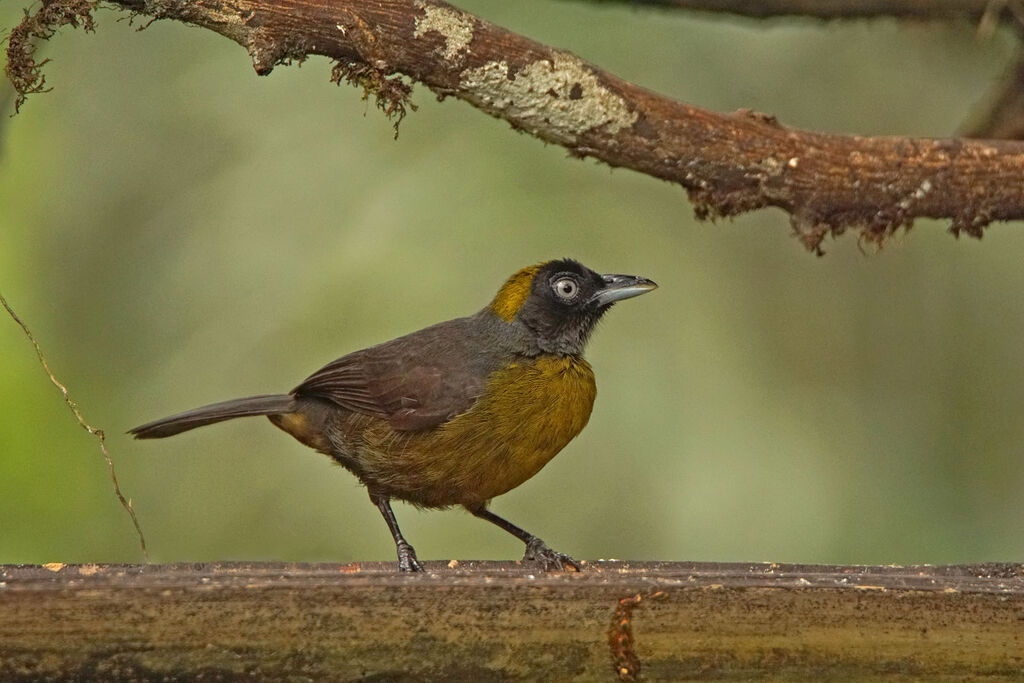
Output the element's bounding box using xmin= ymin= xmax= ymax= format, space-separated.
xmin=488 ymin=259 xmax=657 ymax=355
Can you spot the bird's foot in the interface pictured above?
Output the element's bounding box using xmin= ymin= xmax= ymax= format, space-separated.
xmin=523 ymin=537 xmax=581 ymax=572
xmin=396 ymin=541 xmax=423 ymax=572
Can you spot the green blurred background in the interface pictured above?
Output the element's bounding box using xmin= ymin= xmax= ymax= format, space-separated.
xmin=1 ymin=2 xmax=1022 ymax=567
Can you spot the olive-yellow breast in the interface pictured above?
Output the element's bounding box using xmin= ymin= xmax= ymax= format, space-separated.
xmin=132 ymin=259 xmax=656 ymax=572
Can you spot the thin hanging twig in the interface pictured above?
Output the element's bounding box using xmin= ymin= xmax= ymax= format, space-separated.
xmin=1 ymin=292 xmax=148 ymax=560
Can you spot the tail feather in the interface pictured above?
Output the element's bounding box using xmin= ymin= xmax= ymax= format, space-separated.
xmin=130 ymin=394 xmax=296 ymax=439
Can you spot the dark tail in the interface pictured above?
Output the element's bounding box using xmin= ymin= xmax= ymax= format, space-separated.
xmin=129 ymin=394 xmax=296 ymax=439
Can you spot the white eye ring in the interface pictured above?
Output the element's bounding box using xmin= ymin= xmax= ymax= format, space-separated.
xmin=553 ymin=277 xmax=579 ymax=301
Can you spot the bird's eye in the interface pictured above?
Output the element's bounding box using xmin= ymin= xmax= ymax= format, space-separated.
xmin=552 ymin=277 xmax=579 ymax=301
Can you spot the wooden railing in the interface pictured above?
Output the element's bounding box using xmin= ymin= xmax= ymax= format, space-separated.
xmin=2 ymin=561 xmax=1021 ymax=679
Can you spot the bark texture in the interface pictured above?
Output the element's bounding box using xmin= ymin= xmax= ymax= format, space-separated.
xmin=7 ymin=0 xmax=1024 ymax=251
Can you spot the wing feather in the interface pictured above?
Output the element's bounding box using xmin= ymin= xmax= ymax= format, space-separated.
xmin=291 ymin=316 xmax=504 ymax=432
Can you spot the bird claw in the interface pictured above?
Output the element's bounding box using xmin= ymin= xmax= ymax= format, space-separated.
xmin=523 ymin=538 xmax=581 ymax=572
xmin=397 ymin=542 xmax=423 ymax=572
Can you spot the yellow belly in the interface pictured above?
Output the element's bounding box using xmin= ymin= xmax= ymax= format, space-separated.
xmin=352 ymin=355 xmax=597 ymax=507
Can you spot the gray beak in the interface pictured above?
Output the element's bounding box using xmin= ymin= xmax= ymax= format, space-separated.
xmin=592 ymin=273 xmax=658 ymax=306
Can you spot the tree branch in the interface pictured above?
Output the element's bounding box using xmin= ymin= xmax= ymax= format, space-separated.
xmin=964 ymin=47 xmax=1024 ymax=138
xmin=553 ymin=0 xmax=1003 ymax=23
xmin=561 ymin=0 xmax=1024 ymax=142
xmin=7 ymin=0 xmax=1024 ymax=252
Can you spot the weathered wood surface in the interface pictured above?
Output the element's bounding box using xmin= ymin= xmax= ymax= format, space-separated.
xmin=1 ymin=561 xmax=1022 ymax=680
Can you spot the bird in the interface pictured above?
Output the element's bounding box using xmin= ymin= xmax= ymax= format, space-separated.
xmin=130 ymin=259 xmax=657 ymax=572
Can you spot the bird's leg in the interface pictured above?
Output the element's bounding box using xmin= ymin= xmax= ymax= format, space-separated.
xmin=371 ymin=493 xmax=423 ymax=572
xmin=467 ymin=505 xmax=581 ymax=572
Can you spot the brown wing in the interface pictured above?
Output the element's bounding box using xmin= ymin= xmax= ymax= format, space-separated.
xmin=291 ymin=315 xmax=506 ymax=432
